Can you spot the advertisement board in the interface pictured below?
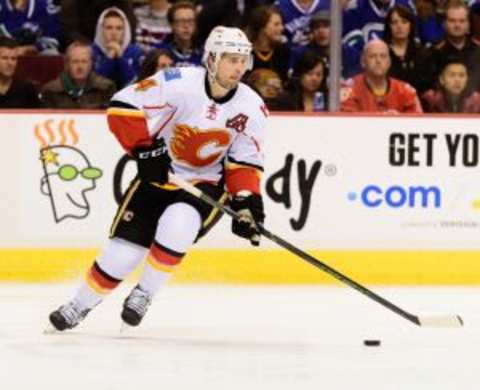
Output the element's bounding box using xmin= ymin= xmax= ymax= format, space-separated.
xmin=2 ymin=112 xmax=480 ymax=283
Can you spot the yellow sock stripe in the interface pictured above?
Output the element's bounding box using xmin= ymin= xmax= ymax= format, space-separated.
xmin=150 ymin=179 xmax=211 ymax=191
xmin=110 ymin=179 xmax=141 ymax=237
xmin=85 ymin=272 xmax=111 ymax=295
xmin=147 ymin=255 xmax=176 ymax=273
xmin=203 ymin=192 xmax=228 ymax=228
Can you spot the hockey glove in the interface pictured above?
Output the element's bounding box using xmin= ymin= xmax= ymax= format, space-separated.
xmin=230 ymin=191 xmax=265 ymax=246
xmin=133 ymin=138 xmax=171 ymax=184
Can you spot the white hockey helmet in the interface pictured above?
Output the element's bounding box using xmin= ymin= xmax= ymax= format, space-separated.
xmin=203 ymin=26 xmax=253 ymax=77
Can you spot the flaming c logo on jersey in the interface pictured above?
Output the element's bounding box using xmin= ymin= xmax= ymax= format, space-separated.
xmin=171 ymin=124 xmax=231 ymax=167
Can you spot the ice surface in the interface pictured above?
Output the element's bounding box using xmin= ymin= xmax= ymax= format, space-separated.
xmin=0 ymin=284 xmax=477 ymax=390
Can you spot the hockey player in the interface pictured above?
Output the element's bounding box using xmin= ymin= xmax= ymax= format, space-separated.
xmin=48 ymin=26 xmax=267 ymax=331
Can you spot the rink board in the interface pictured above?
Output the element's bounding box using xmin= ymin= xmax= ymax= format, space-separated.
xmin=1 ymin=248 xmax=480 ymax=284
xmin=2 ymin=111 xmax=480 ymax=283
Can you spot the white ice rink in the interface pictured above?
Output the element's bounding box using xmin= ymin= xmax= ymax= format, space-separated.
xmin=0 ymin=283 xmax=477 ymax=390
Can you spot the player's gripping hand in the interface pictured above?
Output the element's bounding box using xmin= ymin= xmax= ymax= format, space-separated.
xmin=230 ymin=191 xmax=265 ymax=246
xmin=133 ymin=138 xmax=171 ymax=184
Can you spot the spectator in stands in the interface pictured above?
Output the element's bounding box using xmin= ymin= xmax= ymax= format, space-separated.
xmin=290 ymin=10 xmax=330 ymax=75
xmin=274 ymin=0 xmax=330 ymax=47
xmin=135 ymin=0 xmax=171 ymax=52
xmin=40 ymin=41 xmax=116 ymax=109
xmin=0 ymin=0 xmax=61 ymax=55
xmin=469 ymin=1 xmax=480 ymax=46
xmin=247 ymin=68 xmax=284 ymax=105
xmin=416 ymin=0 xmax=446 ymax=45
xmin=421 ymin=58 xmax=480 ymax=112
xmin=341 ymin=39 xmax=423 ymax=113
xmin=0 ymin=37 xmax=39 ymax=108
xmin=137 ymin=49 xmax=174 ymax=81
xmin=156 ymin=1 xmax=203 ymax=67
xmin=245 ymin=5 xmax=290 ymax=84
xmin=425 ymin=0 xmax=480 ymax=91
xmin=270 ymin=50 xmax=328 ymax=111
xmin=342 ymin=0 xmax=416 ymax=78
xmin=383 ymin=5 xmax=429 ymax=93
xmin=195 ymin=0 xmax=242 ymax=44
xmin=92 ymin=7 xmax=144 ymax=89
xmin=61 ymin=0 xmax=136 ymax=48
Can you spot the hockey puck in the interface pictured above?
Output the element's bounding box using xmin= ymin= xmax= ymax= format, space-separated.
xmin=363 ymin=339 xmax=381 ymax=347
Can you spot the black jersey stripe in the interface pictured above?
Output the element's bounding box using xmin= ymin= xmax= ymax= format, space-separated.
xmin=109 ymin=100 xmax=140 ymax=111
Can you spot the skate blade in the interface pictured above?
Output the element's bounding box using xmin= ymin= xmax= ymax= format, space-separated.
xmin=43 ymin=322 xmax=61 ymax=335
xmin=119 ymin=321 xmax=134 ymax=335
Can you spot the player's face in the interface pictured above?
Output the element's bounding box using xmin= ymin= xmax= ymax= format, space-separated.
xmin=445 ymin=7 xmax=469 ymax=39
xmin=67 ymin=46 xmax=92 ymax=82
xmin=172 ymin=8 xmax=196 ymax=42
xmin=362 ymin=43 xmax=391 ymax=78
xmin=0 ymin=47 xmax=18 ymax=78
xmin=263 ymin=13 xmax=284 ymax=43
xmin=301 ymin=62 xmax=324 ymax=93
xmin=215 ymin=53 xmax=250 ymax=90
xmin=389 ymin=11 xmax=411 ymax=41
xmin=157 ymin=54 xmax=173 ymax=71
xmin=440 ymin=63 xmax=468 ymax=96
xmin=103 ymin=16 xmax=125 ymax=44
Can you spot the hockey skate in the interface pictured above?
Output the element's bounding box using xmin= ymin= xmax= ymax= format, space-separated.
xmin=48 ymin=301 xmax=90 ymax=332
xmin=121 ymin=285 xmax=152 ymax=327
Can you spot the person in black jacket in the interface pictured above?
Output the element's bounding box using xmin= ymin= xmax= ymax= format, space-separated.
xmin=244 ymin=4 xmax=290 ymax=85
xmin=383 ymin=5 xmax=430 ymax=94
xmin=424 ymin=0 xmax=480 ymax=91
xmin=0 ymin=37 xmax=39 ymax=108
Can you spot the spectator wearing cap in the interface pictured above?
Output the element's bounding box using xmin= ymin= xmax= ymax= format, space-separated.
xmin=341 ymin=39 xmax=423 ymax=113
xmin=383 ymin=5 xmax=429 ymax=93
xmin=155 ymin=1 xmax=203 ymax=67
xmin=40 ymin=41 xmax=116 ymax=109
xmin=0 ymin=37 xmax=39 ymax=108
xmin=245 ymin=5 xmax=290 ymax=84
xmin=289 ymin=10 xmax=330 ymax=75
xmin=421 ymin=58 xmax=480 ymax=113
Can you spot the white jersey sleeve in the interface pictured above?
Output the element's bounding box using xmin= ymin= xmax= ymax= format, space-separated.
xmin=224 ymin=89 xmax=268 ymax=194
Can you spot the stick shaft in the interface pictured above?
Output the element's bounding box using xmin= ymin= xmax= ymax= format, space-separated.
xmin=169 ymin=174 xmax=460 ymax=327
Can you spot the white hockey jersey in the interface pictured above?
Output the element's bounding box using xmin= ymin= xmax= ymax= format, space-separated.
xmin=107 ymin=67 xmax=268 ymax=194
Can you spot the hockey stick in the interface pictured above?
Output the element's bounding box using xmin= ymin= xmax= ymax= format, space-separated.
xmin=169 ymin=173 xmax=463 ymax=328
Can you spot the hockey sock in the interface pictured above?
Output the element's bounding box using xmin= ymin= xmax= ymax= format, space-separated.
xmin=139 ymin=241 xmax=185 ymax=295
xmin=137 ymin=202 xmax=201 ymax=295
xmin=73 ymin=238 xmax=148 ymax=310
xmin=75 ymin=261 xmax=122 ymax=310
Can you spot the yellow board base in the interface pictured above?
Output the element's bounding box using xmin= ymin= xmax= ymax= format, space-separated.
xmin=1 ymin=249 xmax=480 ymax=284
